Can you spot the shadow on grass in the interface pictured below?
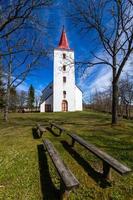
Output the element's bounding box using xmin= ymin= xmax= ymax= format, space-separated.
xmin=46 ymin=127 xmax=60 ymax=137
xmin=32 ymin=128 xmax=40 ymax=139
xmin=37 ymin=144 xmax=59 ymax=200
xmin=61 ymin=140 xmax=111 ymax=188
xmin=93 ymin=122 xmax=111 ymax=127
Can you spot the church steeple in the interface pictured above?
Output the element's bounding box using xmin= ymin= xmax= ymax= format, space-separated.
xmin=58 ymin=26 xmax=70 ymax=49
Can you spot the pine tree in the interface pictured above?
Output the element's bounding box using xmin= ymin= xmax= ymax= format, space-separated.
xmin=27 ymin=84 xmax=35 ymax=110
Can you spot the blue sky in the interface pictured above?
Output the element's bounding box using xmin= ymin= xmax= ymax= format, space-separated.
xmin=17 ymin=1 xmax=133 ymax=102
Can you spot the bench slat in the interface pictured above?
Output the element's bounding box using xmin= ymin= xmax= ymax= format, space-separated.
xmin=37 ymin=123 xmax=46 ymax=132
xmin=68 ymin=133 xmax=131 ymax=175
xmin=50 ymin=122 xmax=65 ymax=131
xmin=43 ymin=139 xmax=79 ymax=190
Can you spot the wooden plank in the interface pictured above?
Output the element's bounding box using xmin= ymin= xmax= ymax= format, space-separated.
xmin=43 ymin=139 xmax=79 ymax=190
xmin=50 ymin=122 xmax=65 ymax=132
xmin=37 ymin=123 xmax=46 ymax=132
xmin=39 ymin=126 xmax=46 ymax=132
xmin=68 ymin=133 xmax=131 ymax=175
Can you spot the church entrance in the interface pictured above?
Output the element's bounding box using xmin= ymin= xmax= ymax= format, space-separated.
xmin=62 ymin=100 xmax=68 ymax=112
xmin=45 ymin=104 xmax=52 ymax=112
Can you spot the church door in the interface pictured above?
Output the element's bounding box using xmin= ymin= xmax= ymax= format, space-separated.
xmin=62 ymin=100 xmax=68 ymax=112
xmin=45 ymin=104 xmax=52 ymax=112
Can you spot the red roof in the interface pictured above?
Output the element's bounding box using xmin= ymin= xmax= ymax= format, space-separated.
xmin=58 ymin=27 xmax=70 ymax=49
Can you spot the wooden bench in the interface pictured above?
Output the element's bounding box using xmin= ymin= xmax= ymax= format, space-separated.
xmin=36 ymin=123 xmax=46 ymax=138
xmin=67 ymin=133 xmax=131 ymax=181
xmin=50 ymin=122 xmax=65 ymax=135
xmin=43 ymin=139 xmax=79 ymax=200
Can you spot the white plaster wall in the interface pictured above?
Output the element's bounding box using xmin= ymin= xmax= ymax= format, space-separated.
xmin=40 ymin=95 xmax=53 ymax=112
xmin=53 ymin=49 xmax=76 ymax=112
xmin=45 ymin=95 xmax=53 ymax=111
xmin=40 ymin=102 xmax=45 ymax=112
xmin=75 ymin=86 xmax=83 ymax=111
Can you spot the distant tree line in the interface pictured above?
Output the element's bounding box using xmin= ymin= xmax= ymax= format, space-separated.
xmin=86 ymin=74 xmax=133 ymax=119
xmin=0 ymin=83 xmax=40 ymax=113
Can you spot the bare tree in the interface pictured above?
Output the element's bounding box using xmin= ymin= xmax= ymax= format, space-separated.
xmin=9 ymin=86 xmax=18 ymax=112
xmin=0 ymin=60 xmax=5 ymax=111
xmin=0 ymin=0 xmax=53 ymax=39
xmin=18 ymin=90 xmax=27 ymax=110
xmin=69 ymin=0 xmax=133 ymax=124
xmin=35 ymin=95 xmax=40 ymax=111
xmin=119 ymin=74 xmax=133 ymax=119
xmin=3 ymin=34 xmax=48 ymax=121
xmin=91 ymin=87 xmax=112 ymax=113
xmin=0 ymin=0 xmax=54 ymax=121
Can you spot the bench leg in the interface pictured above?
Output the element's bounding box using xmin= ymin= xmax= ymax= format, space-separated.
xmin=59 ymin=129 xmax=62 ymax=136
xmin=102 ymin=161 xmax=111 ymax=180
xmin=71 ymin=138 xmax=75 ymax=147
xmin=60 ymin=182 xmax=70 ymax=200
xmin=43 ymin=144 xmax=47 ymax=152
xmin=37 ymin=128 xmax=40 ymax=138
xmin=40 ymin=131 xmax=43 ymax=138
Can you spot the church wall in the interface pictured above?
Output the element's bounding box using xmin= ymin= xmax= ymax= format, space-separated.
xmin=40 ymin=95 xmax=53 ymax=112
xmin=45 ymin=95 xmax=53 ymax=111
xmin=40 ymin=102 xmax=45 ymax=112
xmin=53 ymin=49 xmax=76 ymax=112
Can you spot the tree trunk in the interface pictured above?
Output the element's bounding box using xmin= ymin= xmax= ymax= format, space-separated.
xmin=125 ymin=104 xmax=129 ymax=119
xmin=3 ymin=51 xmax=12 ymax=122
xmin=112 ymin=81 xmax=118 ymax=124
xmin=4 ymin=86 xmax=10 ymax=121
xmin=129 ymin=103 xmax=131 ymax=119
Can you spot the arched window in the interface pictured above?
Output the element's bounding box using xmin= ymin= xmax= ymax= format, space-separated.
xmin=62 ymin=100 xmax=68 ymax=112
xmin=63 ymin=91 xmax=66 ymax=98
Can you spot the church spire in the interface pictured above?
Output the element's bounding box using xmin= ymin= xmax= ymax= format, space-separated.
xmin=58 ymin=26 xmax=70 ymax=49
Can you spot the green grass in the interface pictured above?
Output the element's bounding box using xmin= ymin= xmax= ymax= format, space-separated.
xmin=0 ymin=111 xmax=133 ymax=200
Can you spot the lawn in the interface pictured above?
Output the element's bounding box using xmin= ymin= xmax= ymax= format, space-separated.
xmin=0 ymin=111 xmax=133 ymax=200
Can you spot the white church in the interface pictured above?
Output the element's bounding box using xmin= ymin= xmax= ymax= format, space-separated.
xmin=40 ymin=27 xmax=83 ymax=112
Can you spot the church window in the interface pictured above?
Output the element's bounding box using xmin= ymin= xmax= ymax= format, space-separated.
xmin=63 ymin=76 xmax=66 ymax=83
xmin=63 ymin=91 xmax=66 ymax=98
xmin=63 ymin=65 xmax=66 ymax=71
xmin=63 ymin=53 xmax=66 ymax=59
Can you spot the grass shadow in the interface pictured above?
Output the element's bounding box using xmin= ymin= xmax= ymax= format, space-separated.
xmin=61 ymin=140 xmax=111 ymax=188
xmin=32 ymin=128 xmax=40 ymax=139
xmin=46 ymin=127 xmax=60 ymax=137
xmin=37 ymin=144 xmax=59 ymax=200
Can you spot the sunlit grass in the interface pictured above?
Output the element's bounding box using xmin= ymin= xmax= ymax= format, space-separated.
xmin=0 ymin=111 xmax=133 ymax=200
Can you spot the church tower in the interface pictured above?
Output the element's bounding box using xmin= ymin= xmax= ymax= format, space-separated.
xmin=53 ymin=27 xmax=76 ymax=112
xmin=40 ymin=27 xmax=82 ymax=113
